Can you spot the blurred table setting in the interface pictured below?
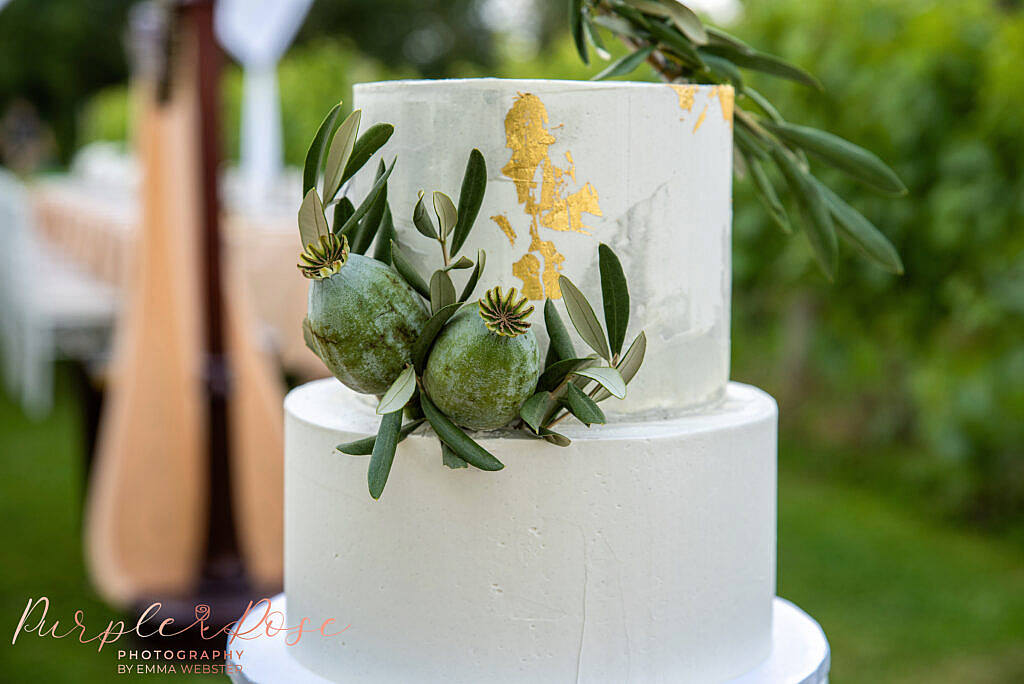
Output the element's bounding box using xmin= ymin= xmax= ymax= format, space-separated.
xmin=9 ymin=141 xmax=323 ymax=417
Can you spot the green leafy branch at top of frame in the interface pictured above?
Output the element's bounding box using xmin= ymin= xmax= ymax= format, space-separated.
xmin=570 ymin=0 xmax=907 ymax=281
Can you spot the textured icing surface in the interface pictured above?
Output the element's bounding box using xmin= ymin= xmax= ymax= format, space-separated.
xmin=352 ymin=79 xmax=733 ymax=415
xmin=284 ymin=379 xmax=777 ymax=683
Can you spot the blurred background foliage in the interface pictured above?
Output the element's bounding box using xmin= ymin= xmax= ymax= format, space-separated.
xmin=729 ymin=0 xmax=1024 ymax=535
xmin=1 ymin=0 xmax=1023 ymax=679
xmin=0 ymin=0 xmax=135 ymax=166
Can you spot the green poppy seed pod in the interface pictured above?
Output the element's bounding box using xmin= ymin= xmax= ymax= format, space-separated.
xmin=305 ymin=251 xmax=428 ymax=395
xmin=423 ymin=287 xmax=541 ymax=430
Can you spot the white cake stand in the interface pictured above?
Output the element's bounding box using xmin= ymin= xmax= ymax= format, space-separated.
xmin=226 ymin=594 xmax=829 ymax=683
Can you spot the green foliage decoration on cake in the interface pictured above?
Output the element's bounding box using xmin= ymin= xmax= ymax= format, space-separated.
xmin=297 ymin=103 xmax=429 ymax=396
xmin=568 ymin=0 xmax=907 ymax=281
xmin=296 ymin=110 xmax=646 ymax=497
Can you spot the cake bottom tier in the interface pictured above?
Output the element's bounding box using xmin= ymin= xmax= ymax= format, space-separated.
xmin=284 ymin=379 xmax=778 ymax=683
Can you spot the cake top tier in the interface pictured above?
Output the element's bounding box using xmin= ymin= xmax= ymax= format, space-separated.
xmin=353 ymin=79 xmax=733 ymax=415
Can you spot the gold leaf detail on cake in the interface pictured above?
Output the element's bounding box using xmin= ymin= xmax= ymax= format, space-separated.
xmin=512 ymin=253 xmax=544 ymax=300
xmin=492 ymin=214 xmax=517 ymax=245
xmin=541 ymin=183 xmax=602 ymax=235
xmin=675 ymin=85 xmax=732 ymax=131
xmin=498 ymin=93 xmax=602 ymax=299
xmin=692 ymin=104 xmax=709 ymax=133
xmin=669 ymin=84 xmax=697 ymax=119
xmin=713 ymin=85 xmax=734 ymax=128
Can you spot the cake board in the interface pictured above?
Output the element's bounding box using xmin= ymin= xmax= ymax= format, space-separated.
xmin=226 ymin=594 xmax=829 ymax=684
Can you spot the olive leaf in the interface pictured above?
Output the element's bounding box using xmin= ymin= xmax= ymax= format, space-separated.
xmin=593 ymin=330 xmax=646 ymax=402
xmin=765 ymin=121 xmax=907 ymax=196
xmin=771 ymin=146 xmax=838 ymax=280
xmin=702 ymin=44 xmax=821 ymax=91
xmin=572 ymin=366 xmax=626 ymax=399
xmin=432 ymin=191 xmax=458 ymax=241
xmin=742 ymin=87 xmax=785 ymax=123
xmin=458 ymin=249 xmax=487 ymax=302
xmin=560 ymin=383 xmax=606 ymax=426
xmin=412 ymin=301 xmax=463 ymax=373
xmin=812 ymin=178 xmax=903 ymax=275
xmin=420 ymin=393 xmax=504 ymax=471
xmin=444 ymin=256 xmax=474 ymax=271
xmin=350 ymin=159 xmax=388 ymax=254
xmin=341 ymin=123 xmax=394 ymax=187
xmin=390 ymin=241 xmax=430 ymax=299
xmin=367 ymin=409 xmax=403 ymax=499
xmin=430 ymin=269 xmax=456 ymax=314
xmin=441 ymin=442 xmax=468 ymax=469
xmin=598 ymin=244 xmax=630 ymax=357
xmin=336 ymin=418 xmax=424 ymax=455
xmin=591 ymin=13 xmax=647 ymax=40
xmin=539 ymin=427 xmax=571 ymax=447
xmin=372 ymin=203 xmax=396 ymax=264
xmin=618 ymin=330 xmax=647 ymax=383
xmin=591 ymin=45 xmax=654 ymax=81
xmin=520 ymin=391 xmax=552 ymax=433
xmin=734 ymin=120 xmax=769 ymax=160
xmin=298 ymin=188 xmax=329 ymax=248
xmin=303 ymin=102 xmax=341 ymax=196
xmin=583 ymin=17 xmax=610 ymax=60
xmin=625 ymin=0 xmax=669 ymax=18
xmin=376 ymin=365 xmax=416 ymax=415
xmin=322 ymin=109 xmax=362 ymax=204
xmin=333 ymin=196 xmax=355 ymax=234
xmin=335 ymin=157 xmax=396 ymax=236
xmin=538 ymin=356 xmax=600 ymax=393
xmin=657 ymin=0 xmax=708 ymax=45
xmin=544 ymin=343 xmax=559 ymax=370
xmin=450 ymin=148 xmax=486 ymax=255
xmin=745 ymin=154 xmax=790 ymax=234
xmin=544 ymin=298 xmax=576 ymax=364
xmin=413 ymin=191 xmax=438 ymax=239
xmin=611 ymin=3 xmax=652 ymax=28
xmin=558 ymin=275 xmax=611 ymax=361
xmin=706 ymin=26 xmax=753 ymax=54
xmin=699 ymin=51 xmax=744 ymax=90
xmin=570 ymin=0 xmax=588 ymax=65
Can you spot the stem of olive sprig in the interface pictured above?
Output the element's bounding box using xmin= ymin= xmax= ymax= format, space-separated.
xmin=439 ymin=236 xmax=451 ymax=268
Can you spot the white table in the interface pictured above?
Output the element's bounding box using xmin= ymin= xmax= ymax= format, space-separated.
xmin=227 ymin=594 xmax=829 ymax=683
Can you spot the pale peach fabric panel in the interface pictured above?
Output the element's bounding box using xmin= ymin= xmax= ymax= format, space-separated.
xmin=84 ymin=44 xmax=207 ymax=606
xmin=224 ymin=249 xmax=285 ymax=588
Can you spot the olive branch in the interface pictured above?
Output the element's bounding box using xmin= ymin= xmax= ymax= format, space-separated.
xmin=570 ymin=0 xmax=907 ymax=280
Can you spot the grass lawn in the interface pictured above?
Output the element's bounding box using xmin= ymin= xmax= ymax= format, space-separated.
xmin=1 ymin=367 xmax=1023 ymax=682
xmin=779 ymin=464 xmax=1024 ymax=682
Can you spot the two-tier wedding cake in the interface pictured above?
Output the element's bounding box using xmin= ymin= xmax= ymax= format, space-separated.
xmin=273 ymin=79 xmax=796 ymax=683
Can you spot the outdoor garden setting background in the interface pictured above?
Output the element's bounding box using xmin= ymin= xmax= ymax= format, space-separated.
xmin=1 ymin=0 xmax=1022 ymax=681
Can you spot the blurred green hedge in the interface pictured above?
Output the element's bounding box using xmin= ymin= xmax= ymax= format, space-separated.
xmin=728 ymin=0 xmax=1024 ymax=529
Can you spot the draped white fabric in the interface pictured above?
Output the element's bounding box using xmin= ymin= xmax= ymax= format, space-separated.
xmin=214 ymin=0 xmax=313 ymax=207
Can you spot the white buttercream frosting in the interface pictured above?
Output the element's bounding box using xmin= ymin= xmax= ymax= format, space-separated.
xmin=284 ymin=379 xmax=777 ymax=683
